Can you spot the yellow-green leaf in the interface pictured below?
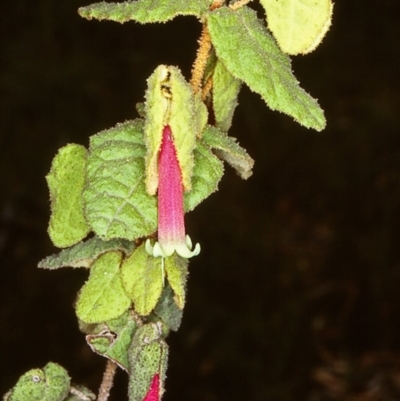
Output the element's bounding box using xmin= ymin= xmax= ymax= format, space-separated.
xmin=144 ymin=65 xmax=207 ymax=195
xmin=76 ymin=251 xmax=131 ymax=323
xmin=121 ymin=244 xmax=164 ymax=316
xmin=260 ymin=0 xmax=333 ymax=55
xmin=208 ymin=6 xmax=326 ymax=131
xmin=164 ymin=254 xmax=188 ymax=309
xmin=47 ymin=144 xmax=90 ymax=248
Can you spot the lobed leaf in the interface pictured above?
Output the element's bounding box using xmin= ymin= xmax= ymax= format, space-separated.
xmin=207 ymin=6 xmax=326 ymax=131
xmin=38 ymin=236 xmax=135 ymax=270
xmin=260 ymin=0 xmax=333 ymax=55
xmin=212 ymin=59 xmax=242 ymax=132
xmin=121 ymin=244 xmax=164 ymax=316
xmin=47 ymin=144 xmax=90 ymax=248
xmin=76 ymin=251 xmax=131 ymax=323
xmin=78 ymin=0 xmax=212 ymax=24
xmin=84 ymin=119 xmax=157 ymax=241
xmin=202 ymin=125 xmax=254 ymax=179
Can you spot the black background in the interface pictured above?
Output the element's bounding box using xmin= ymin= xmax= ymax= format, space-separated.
xmin=1 ymin=1 xmax=400 ymax=400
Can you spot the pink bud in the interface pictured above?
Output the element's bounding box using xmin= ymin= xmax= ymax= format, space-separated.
xmin=143 ymin=374 xmax=160 ymax=401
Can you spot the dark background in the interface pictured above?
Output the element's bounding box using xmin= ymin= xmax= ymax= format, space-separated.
xmin=1 ymin=1 xmax=400 ymax=400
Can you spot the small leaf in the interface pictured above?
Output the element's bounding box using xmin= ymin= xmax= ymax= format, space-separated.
xmin=212 ymin=59 xmax=242 ymax=131
xmin=4 ymin=363 xmax=70 ymax=401
xmin=153 ymin=284 xmax=183 ymax=332
xmin=78 ymin=0 xmax=211 ymax=24
xmin=38 ymin=236 xmax=135 ymax=269
xmin=128 ymin=323 xmax=168 ymax=401
xmin=184 ymin=140 xmax=224 ymax=212
xmin=76 ymin=251 xmax=131 ymax=323
xmin=260 ymin=0 xmax=333 ymax=55
xmin=207 ymin=6 xmax=326 ymax=131
xmin=86 ymin=311 xmax=138 ymax=371
xmin=144 ymin=65 xmax=207 ymax=195
xmin=84 ymin=119 xmax=157 ymax=241
xmin=121 ymin=244 xmax=164 ymax=316
xmin=202 ymin=125 xmax=254 ymax=179
xmin=47 ymin=144 xmax=90 ymax=248
xmin=164 ymin=254 xmax=188 ymax=309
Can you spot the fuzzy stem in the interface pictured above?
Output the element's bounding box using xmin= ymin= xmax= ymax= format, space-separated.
xmin=97 ymin=360 xmax=118 ymax=401
xmin=190 ymin=24 xmax=212 ymax=94
xmin=230 ymin=0 xmax=253 ymax=11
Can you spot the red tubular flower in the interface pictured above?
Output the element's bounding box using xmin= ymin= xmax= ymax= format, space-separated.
xmin=146 ymin=125 xmax=200 ymax=258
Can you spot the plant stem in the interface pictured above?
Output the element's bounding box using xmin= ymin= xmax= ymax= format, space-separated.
xmin=230 ymin=0 xmax=253 ymax=11
xmin=97 ymin=360 xmax=118 ymax=401
xmin=190 ymin=0 xmax=225 ymax=93
xmin=190 ymin=24 xmax=212 ymax=94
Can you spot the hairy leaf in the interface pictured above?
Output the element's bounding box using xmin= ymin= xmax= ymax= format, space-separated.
xmin=164 ymin=255 xmax=188 ymax=310
xmin=121 ymin=244 xmax=164 ymax=316
xmin=153 ymin=284 xmax=183 ymax=331
xmin=184 ymin=140 xmax=224 ymax=212
xmin=38 ymin=236 xmax=135 ymax=269
xmin=212 ymin=59 xmax=241 ymax=131
xmin=128 ymin=323 xmax=168 ymax=401
xmin=4 ymin=363 xmax=70 ymax=401
xmin=260 ymin=0 xmax=333 ymax=55
xmin=144 ymin=65 xmax=207 ymax=195
xmin=79 ymin=0 xmax=211 ymax=24
xmin=207 ymin=6 xmax=326 ymax=131
xmin=84 ymin=120 xmax=157 ymax=241
xmin=47 ymin=144 xmax=90 ymax=248
xmin=202 ymin=125 xmax=254 ymax=179
xmin=76 ymin=251 xmax=131 ymax=323
xmin=86 ymin=311 xmax=137 ymax=371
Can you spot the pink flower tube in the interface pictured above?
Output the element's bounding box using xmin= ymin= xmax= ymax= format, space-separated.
xmin=146 ymin=125 xmax=200 ymax=258
xmin=143 ymin=374 xmax=160 ymax=401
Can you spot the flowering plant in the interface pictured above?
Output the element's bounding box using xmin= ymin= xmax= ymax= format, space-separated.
xmin=3 ymin=0 xmax=332 ymax=400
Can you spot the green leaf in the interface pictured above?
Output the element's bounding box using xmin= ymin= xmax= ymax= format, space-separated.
xmin=86 ymin=311 xmax=138 ymax=371
xmin=153 ymin=284 xmax=183 ymax=331
xmin=164 ymin=255 xmax=188 ymax=309
xmin=260 ymin=0 xmax=333 ymax=55
xmin=207 ymin=6 xmax=326 ymax=131
xmin=47 ymin=144 xmax=90 ymax=248
xmin=84 ymin=119 xmax=157 ymax=241
xmin=202 ymin=125 xmax=254 ymax=179
xmin=76 ymin=251 xmax=131 ymax=323
xmin=38 ymin=236 xmax=135 ymax=270
xmin=4 ymin=363 xmax=70 ymax=401
xmin=128 ymin=323 xmax=168 ymax=401
xmin=121 ymin=244 xmax=164 ymax=316
xmin=144 ymin=65 xmax=207 ymax=195
xmin=78 ymin=0 xmax=211 ymax=24
xmin=212 ymin=59 xmax=242 ymax=131
xmin=184 ymin=140 xmax=224 ymax=212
